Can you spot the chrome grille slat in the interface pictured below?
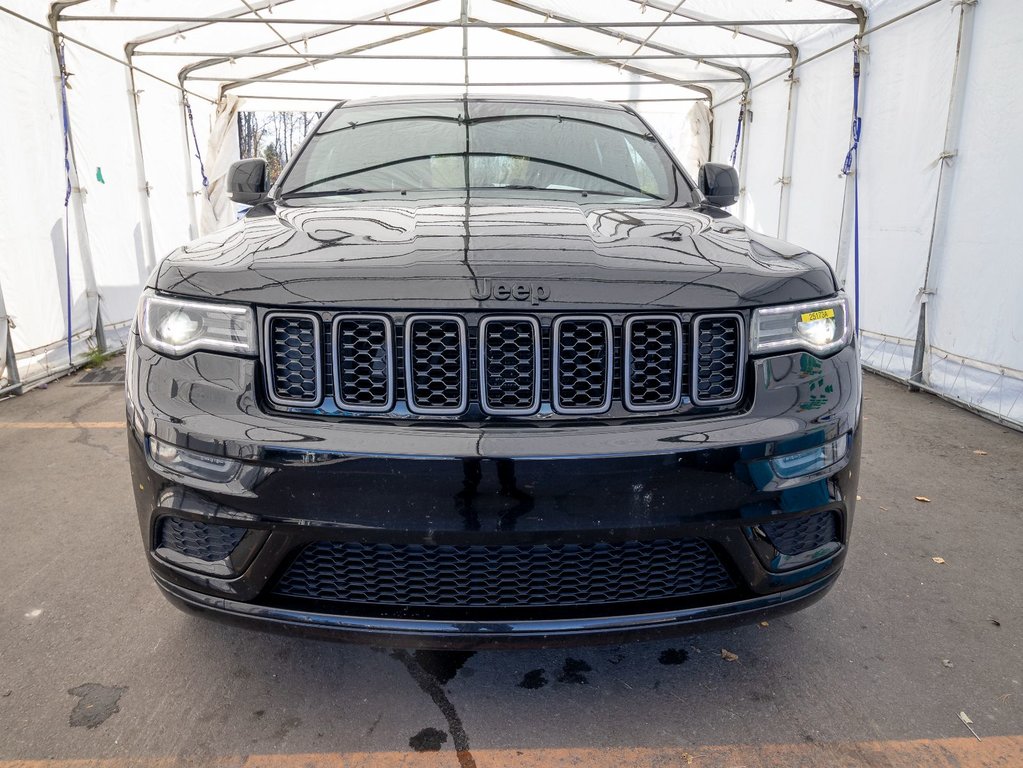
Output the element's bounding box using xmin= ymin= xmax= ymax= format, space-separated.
xmin=552 ymin=316 xmax=613 ymax=414
xmin=693 ymin=313 xmax=744 ymax=405
xmin=404 ymin=315 xmax=468 ymax=414
xmin=332 ymin=315 xmax=393 ymax=413
xmin=479 ymin=316 xmax=541 ymax=415
xmin=624 ymin=315 xmax=683 ymax=411
xmin=264 ymin=312 xmax=322 ymax=406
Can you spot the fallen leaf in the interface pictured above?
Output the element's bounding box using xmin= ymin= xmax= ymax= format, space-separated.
xmin=932 ymin=557 xmax=946 ymax=564
xmin=759 ymin=621 xmax=769 ymax=628
xmin=720 ymin=648 xmax=739 ymax=662
xmin=915 ymin=496 xmax=931 ymax=503
xmin=973 ymin=450 xmax=988 ymax=455
xmin=989 ymin=617 xmax=1001 ymax=627
xmin=942 ymin=659 xmax=954 ymax=668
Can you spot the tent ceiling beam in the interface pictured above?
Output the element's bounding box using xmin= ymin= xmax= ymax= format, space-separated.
xmin=175 ymin=0 xmax=442 ymax=82
xmin=134 ymin=51 xmax=789 ymax=60
xmin=232 ymin=93 xmax=708 ymax=103
xmin=200 ymin=77 xmax=742 ymax=86
xmin=622 ymin=0 xmax=798 ymax=61
xmin=122 ymin=0 xmax=297 ymax=56
xmin=57 ymin=15 xmax=863 ymax=29
xmin=206 ymin=0 xmax=446 ymax=93
xmin=215 ymin=25 xmax=444 ymax=94
xmin=236 ymin=0 xmax=319 ymax=68
xmin=493 ymin=0 xmax=750 ymax=89
xmin=484 ymin=24 xmax=713 ymax=100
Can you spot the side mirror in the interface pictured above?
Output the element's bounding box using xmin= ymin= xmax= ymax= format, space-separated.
xmin=698 ymin=163 xmax=740 ymax=207
xmin=227 ymin=158 xmax=268 ymax=204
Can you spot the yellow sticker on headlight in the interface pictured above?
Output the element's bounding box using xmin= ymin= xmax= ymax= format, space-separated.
xmin=800 ymin=308 xmax=836 ymax=323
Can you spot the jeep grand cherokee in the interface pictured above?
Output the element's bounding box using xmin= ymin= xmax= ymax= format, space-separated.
xmin=126 ymin=96 xmax=861 ymax=648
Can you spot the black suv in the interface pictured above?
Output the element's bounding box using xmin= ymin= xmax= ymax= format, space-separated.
xmin=126 ymin=96 xmax=860 ymax=648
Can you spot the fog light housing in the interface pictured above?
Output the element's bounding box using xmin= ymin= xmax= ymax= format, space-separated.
xmin=771 ymin=435 xmax=848 ymax=479
xmin=148 ymin=437 xmax=241 ymax=483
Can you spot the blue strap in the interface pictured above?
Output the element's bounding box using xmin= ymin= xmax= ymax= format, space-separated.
xmin=841 ymin=45 xmax=862 ymax=333
xmin=184 ymin=98 xmax=210 ymax=191
xmin=57 ymin=39 xmax=73 ymax=365
xmin=729 ymin=97 xmax=746 ymax=166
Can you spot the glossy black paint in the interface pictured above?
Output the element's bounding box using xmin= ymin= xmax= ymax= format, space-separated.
xmin=128 ymin=96 xmax=861 ymax=647
xmin=153 ymin=196 xmax=835 ymax=310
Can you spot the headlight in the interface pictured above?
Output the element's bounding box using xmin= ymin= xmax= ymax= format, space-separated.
xmin=750 ymin=296 xmax=851 ymax=356
xmin=139 ymin=291 xmax=256 ymax=357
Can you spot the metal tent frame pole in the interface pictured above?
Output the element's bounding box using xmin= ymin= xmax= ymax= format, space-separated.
xmin=124 ymin=61 xmax=158 ymax=273
xmin=47 ymin=5 xmax=106 ymax=356
xmin=0 ymin=277 xmax=21 ymax=396
xmin=59 ymin=14 xmax=864 ymax=29
xmin=910 ymin=0 xmax=978 ymax=390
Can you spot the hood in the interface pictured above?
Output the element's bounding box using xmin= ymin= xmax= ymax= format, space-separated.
xmin=154 ymin=195 xmax=837 ymax=310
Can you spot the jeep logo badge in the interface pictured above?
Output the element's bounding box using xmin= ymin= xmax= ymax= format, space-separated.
xmin=470 ymin=279 xmax=550 ymax=305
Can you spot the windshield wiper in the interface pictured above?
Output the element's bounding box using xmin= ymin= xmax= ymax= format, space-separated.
xmin=471 ymin=184 xmax=661 ymax=200
xmin=276 ymin=188 xmax=382 ymax=200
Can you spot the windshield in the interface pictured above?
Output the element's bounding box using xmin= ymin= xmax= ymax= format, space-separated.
xmin=277 ymin=99 xmax=692 ymax=204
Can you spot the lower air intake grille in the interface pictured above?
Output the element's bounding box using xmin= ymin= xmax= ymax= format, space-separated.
xmin=694 ymin=314 xmax=742 ymax=405
xmin=553 ymin=316 xmax=613 ymax=413
xmin=156 ymin=517 xmax=245 ymax=562
xmin=405 ymin=316 xmax=467 ymax=413
xmin=266 ymin=313 xmax=321 ymax=405
xmin=274 ymin=538 xmax=734 ymax=608
xmin=761 ymin=511 xmax=839 ymax=555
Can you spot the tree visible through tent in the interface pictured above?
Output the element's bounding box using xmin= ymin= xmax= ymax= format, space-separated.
xmin=237 ymin=110 xmax=323 ymax=182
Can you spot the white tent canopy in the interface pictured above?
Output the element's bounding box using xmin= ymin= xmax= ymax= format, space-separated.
xmin=1 ymin=0 xmax=1021 ymax=427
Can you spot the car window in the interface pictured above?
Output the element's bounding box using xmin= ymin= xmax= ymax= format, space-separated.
xmin=278 ymin=100 xmax=690 ymax=203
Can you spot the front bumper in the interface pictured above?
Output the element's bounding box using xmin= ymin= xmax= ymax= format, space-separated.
xmin=126 ymin=335 xmax=861 ymax=648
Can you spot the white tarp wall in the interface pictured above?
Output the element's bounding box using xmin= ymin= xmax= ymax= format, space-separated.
xmin=709 ymin=0 xmax=1023 ymax=427
xmin=1 ymin=0 xmax=1020 ymax=428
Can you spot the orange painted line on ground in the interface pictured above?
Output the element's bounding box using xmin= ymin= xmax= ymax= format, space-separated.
xmin=0 ymin=422 xmax=123 ymax=430
xmin=1 ymin=735 xmax=1021 ymax=768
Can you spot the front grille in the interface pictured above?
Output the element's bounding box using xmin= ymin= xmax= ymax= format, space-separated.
xmin=156 ymin=517 xmax=245 ymax=562
xmin=262 ymin=311 xmax=745 ymax=417
xmin=479 ymin=316 xmax=541 ymax=414
xmin=274 ymin=538 xmax=734 ymax=608
xmin=333 ymin=315 xmax=393 ymax=412
xmin=552 ymin=316 xmax=613 ymax=413
xmin=693 ymin=314 xmax=743 ymax=405
xmin=624 ymin=315 xmax=683 ymax=410
xmin=405 ymin=315 xmax=467 ymax=414
xmin=265 ymin=313 xmax=321 ymax=406
xmin=761 ymin=511 xmax=839 ymax=555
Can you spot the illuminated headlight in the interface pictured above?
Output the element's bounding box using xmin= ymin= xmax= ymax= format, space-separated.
xmin=750 ymin=296 xmax=851 ymax=356
xmin=139 ymin=291 xmax=255 ymax=357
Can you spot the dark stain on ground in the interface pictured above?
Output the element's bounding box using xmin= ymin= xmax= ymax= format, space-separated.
xmin=391 ymin=650 xmax=476 ymax=768
xmin=67 ymin=683 xmax=127 ymax=729
xmin=659 ymin=648 xmax=690 ymax=665
xmin=557 ymin=658 xmax=592 ymax=684
xmin=409 ymin=727 xmax=449 ymax=752
xmin=518 ymin=669 xmax=548 ymax=689
xmin=413 ymin=650 xmax=475 ymax=685
xmin=253 ymin=709 xmax=265 ymax=719
xmin=273 ymin=716 xmax=302 ymax=741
